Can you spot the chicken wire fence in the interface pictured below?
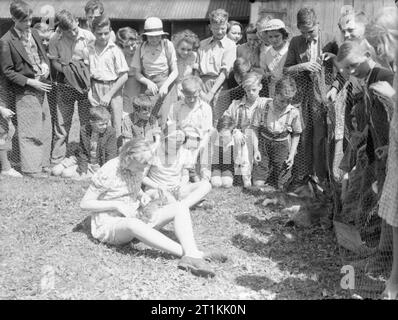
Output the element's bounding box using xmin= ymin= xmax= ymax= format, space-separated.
xmin=0 ymin=66 xmax=393 ymax=298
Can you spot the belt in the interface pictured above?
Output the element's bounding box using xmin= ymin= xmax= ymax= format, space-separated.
xmin=91 ymin=78 xmax=117 ymax=85
xmin=260 ymin=131 xmax=289 ymax=142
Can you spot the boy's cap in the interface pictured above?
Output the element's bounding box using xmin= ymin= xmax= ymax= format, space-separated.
xmin=143 ymin=17 xmax=169 ymax=36
xmin=262 ymin=19 xmax=286 ymax=32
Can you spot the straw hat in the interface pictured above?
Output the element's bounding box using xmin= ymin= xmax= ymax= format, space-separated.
xmin=143 ymin=17 xmax=168 ymax=36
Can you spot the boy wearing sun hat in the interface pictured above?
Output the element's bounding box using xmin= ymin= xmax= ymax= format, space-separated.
xmin=131 ymin=17 xmax=178 ymax=120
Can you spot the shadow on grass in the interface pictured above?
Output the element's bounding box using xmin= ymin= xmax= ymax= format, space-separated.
xmin=72 ymin=216 xmax=178 ymax=261
xmin=235 ymin=274 xmax=326 ymax=299
xmin=232 ymin=213 xmax=344 ymax=297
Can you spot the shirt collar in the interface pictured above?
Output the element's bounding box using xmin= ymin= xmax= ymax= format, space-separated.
xmin=14 ymin=27 xmax=30 ymax=39
xmin=238 ymin=96 xmax=258 ymax=109
xmin=59 ymin=27 xmax=86 ymax=41
xmin=211 ymin=36 xmax=228 ymax=48
xmin=269 ymin=42 xmax=289 ymax=57
xmin=275 ymin=103 xmax=294 ymax=116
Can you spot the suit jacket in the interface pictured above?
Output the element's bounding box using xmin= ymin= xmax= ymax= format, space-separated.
xmin=76 ymin=124 xmax=118 ymax=174
xmin=284 ymin=34 xmax=338 ymax=85
xmin=365 ymin=67 xmax=394 ymax=164
xmin=0 ymin=27 xmax=50 ymax=89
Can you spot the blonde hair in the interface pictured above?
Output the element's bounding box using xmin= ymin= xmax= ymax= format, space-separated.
xmin=181 ymin=75 xmax=204 ymax=93
xmin=209 ymin=8 xmax=229 ymax=25
xmin=241 ymin=71 xmax=262 ymax=89
xmin=366 ymin=7 xmax=398 ymax=55
xmin=119 ymin=139 xmax=151 ymax=198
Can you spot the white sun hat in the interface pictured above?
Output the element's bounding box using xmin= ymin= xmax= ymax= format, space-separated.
xmin=263 ymin=19 xmax=286 ymax=32
xmin=143 ymin=17 xmax=169 ymax=36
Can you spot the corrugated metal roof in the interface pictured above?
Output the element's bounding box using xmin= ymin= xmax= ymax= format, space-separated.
xmin=0 ymin=0 xmax=250 ymax=20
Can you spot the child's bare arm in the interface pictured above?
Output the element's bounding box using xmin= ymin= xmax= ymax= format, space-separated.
xmin=286 ymin=133 xmax=300 ymax=169
xmin=99 ymin=72 xmax=128 ymax=107
xmin=203 ymin=72 xmax=227 ymax=103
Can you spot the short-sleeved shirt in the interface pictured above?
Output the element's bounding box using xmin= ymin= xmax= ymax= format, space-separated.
xmin=224 ymin=97 xmax=271 ymax=131
xmin=48 ymin=27 xmax=95 ymax=65
xmin=197 ymin=36 xmax=236 ymax=77
xmin=168 ymin=100 xmax=213 ymax=136
xmin=121 ymin=112 xmax=161 ymax=142
xmin=131 ymin=39 xmax=177 ymax=78
xmin=252 ymin=101 xmax=303 ymax=135
xmin=260 ymin=42 xmax=289 ymax=79
xmin=89 ymin=157 xmax=142 ymax=238
xmin=88 ymin=41 xmax=129 ymax=81
xmin=146 ymin=145 xmax=193 ymax=188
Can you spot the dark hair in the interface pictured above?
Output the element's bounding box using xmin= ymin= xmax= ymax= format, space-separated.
xmin=56 ymin=10 xmax=77 ymax=31
xmin=85 ymin=0 xmax=104 ymax=14
xmin=227 ymin=20 xmax=243 ymax=33
xmin=245 ymin=23 xmax=257 ymax=34
xmin=217 ymin=115 xmax=236 ymax=132
xmin=132 ymin=94 xmax=157 ymax=112
xmin=274 ymin=76 xmax=297 ymax=99
xmin=89 ymin=106 xmax=111 ymax=122
xmin=297 ymin=7 xmax=318 ymax=28
xmin=115 ymin=27 xmax=140 ymax=48
xmin=91 ymin=15 xmax=110 ymax=32
xmin=10 ymin=0 xmax=32 ymax=21
xmin=268 ymin=28 xmax=289 ymax=40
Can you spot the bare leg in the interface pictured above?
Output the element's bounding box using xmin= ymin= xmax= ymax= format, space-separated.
xmin=148 ymin=202 xmax=203 ymax=258
xmin=178 ymin=180 xmax=211 ymax=208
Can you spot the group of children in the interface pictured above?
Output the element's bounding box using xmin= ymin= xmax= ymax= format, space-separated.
xmin=1 ymin=0 xmax=398 ymax=288
xmin=0 ymin=0 xmax=303 ymax=193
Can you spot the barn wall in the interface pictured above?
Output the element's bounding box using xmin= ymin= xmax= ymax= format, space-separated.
xmin=251 ymin=0 xmax=396 ymax=44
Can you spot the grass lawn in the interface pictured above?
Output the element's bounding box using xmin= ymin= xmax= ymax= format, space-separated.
xmin=0 ymin=175 xmax=350 ymax=300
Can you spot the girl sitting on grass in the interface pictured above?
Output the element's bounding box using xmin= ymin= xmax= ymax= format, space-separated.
xmin=80 ymin=138 xmax=224 ymax=278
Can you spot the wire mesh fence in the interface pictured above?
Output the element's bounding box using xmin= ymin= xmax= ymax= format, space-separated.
xmin=0 ymin=61 xmax=394 ymax=298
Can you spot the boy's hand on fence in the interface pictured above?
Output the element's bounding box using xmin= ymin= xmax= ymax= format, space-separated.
xmin=0 ymin=107 xmax=14 ymax=119
xmin=285 ymin=155 xmax=294 ymax=170
xmin=27 ymin=79 xmax=52 ymax=92
xmin=326 ymin=87 xmax=338 ymax=102
xmin=233 ymin=129 xmax=245 ymax=145
xmin=158 ymin=85 xmax=168 ymax=98
xmin=370 ymin=81 xmax=396 ymax=101
xmin=99 ymin=93 xmax=112 ymax=107
xmin=146 ymin=81 xmax=159 ymax=96
xmin=254 ymin=150 xmax=261 ymax=163
xmin=301 ymin=62 xmax=322 ymax=73
xmin=375 ymin=145 xmax=389 ymax=160
xmin=321 ymin=52 xmax=335 ymax=62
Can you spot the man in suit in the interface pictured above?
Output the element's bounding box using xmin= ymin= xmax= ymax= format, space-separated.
xmin=284 ymin=7 xmax=338 ymax=188
xmin=0 ymin=0 xmax=52 ymax=178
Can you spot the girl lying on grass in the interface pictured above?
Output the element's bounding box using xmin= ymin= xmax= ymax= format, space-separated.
xmin=80 ymin=138 xmax=225 ymax=278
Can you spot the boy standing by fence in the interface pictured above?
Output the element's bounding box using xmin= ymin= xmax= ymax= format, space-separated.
xmin=196 ymin=8 xmax=236 ymax=123
xmin=284 ymin=7 xmax=336 ymax=188
xmin=87 ymin=15 xmax=128 ymax=138
xmin=49 ymin=10 xmax=95 ymax=166
xmin=0 ymin=0 xmax=52 ymax=178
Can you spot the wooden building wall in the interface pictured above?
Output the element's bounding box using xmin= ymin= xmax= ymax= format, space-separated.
xmin=250 ymin=0 xmax=397 ymax=44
